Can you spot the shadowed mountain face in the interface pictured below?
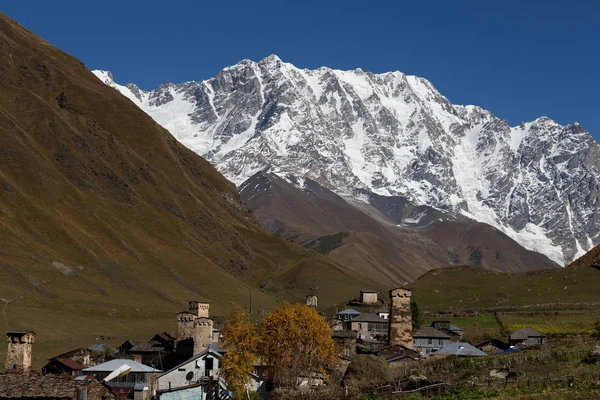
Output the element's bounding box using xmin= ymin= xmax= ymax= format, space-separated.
xmin=568 ymin=244 xmax=600 ymax=268
xmin=0 ymin=12 xmax=376 ymax=340
xmin=239 ymin=172 xmax=559 ymax=285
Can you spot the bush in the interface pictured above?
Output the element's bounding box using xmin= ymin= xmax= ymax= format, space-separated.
xmin=343 ymin=355 xmax=393 ymax=389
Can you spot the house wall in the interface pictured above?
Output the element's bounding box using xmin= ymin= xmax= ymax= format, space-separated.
xmin=413 ymin=337 xmax=450 ymax=354
xmin=156 ymin=354 xmax=220 ymax=391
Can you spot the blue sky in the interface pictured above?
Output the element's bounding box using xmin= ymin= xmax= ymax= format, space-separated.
xmin=3 ymin=0 xmax=599 ymax=139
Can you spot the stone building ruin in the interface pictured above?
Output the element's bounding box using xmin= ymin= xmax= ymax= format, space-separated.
xmin=5 ymin=330 xmax=35 ymax=373
xmin=387 ymin=288 xmax=412 ymax=348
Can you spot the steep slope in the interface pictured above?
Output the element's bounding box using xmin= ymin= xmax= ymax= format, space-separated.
xmin=239 ymin=172 xmax=558 ymax=284
xmin=94 ymin=57 xmax=600 ymax=266
xmin=568 ymin=244 xmax=600 ymax=268
xmin=0 ymin=12 xmax=377 ymax=361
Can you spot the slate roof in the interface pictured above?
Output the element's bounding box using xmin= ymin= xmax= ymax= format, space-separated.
xmin=122 ymin=340 xmax=164 ymax=353
xmin=360 ymin=290 xmax=379 ymax=293
xmin=82 ymin=359 xmax=161 ymax=373
xmin=0 ymin=373 xmax=112 ymax=398
xmin=90 ymin=343 xmax=118 ymax=353
xmin=351 ymin=313 xmax=388 ymax=323
xmin=413 ymin=326 xmax=451 ymax=339
xmin=337 ymin=308 xmax=361 ymax=316
xmin=435 ymin=342 xmax=487 ymax=357
xmin=509 ymin=327 xmax=546 ymax=340
xmin=332 ymin=330 xmax=356 ymax=338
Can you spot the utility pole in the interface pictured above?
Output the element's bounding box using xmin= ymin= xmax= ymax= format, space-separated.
xmin=249 ymin=288 xmax=253 ymax=315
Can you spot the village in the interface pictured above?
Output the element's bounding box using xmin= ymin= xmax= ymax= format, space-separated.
xmin=3 ymin=286 xmax=597 ymax=400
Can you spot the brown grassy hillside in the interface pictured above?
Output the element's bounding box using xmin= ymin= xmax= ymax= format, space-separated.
xmin=240 ymin=172 xmax=558 ymax=285
xmin=0 ymin=13 xmax=379 ymax=367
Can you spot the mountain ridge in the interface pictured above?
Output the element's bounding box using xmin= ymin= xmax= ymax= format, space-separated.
xmin=93 ymin=55 xmax=600 ymax=266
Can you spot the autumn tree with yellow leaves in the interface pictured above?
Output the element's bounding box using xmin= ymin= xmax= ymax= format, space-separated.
xmin=221 ymin=302 xmax=336 ymax=396
xmin=259 ymin=302 xmax=336 ymax=389
xmin=221 ymin=304 xmax=260 ymax=400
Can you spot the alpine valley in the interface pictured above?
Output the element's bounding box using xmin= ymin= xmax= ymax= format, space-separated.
xmin=93 ymin=55 xmax=600 ymax=274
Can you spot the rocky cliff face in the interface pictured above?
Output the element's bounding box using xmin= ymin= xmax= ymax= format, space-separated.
xmin=93 ymin=56 xmax=600 ymax=265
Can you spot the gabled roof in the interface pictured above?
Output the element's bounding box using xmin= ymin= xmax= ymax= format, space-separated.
xmin=509 ymin=327 xmax=546 ymax=340
xmin=337 ymin=308 xmax=361 ymax=316
xmin=53 ymin=358 xmax=86 ymax=370
xmin=122 ymin=340 xmax=164 ymax=352
xmin=413 ymin=326 xmax=451 ymax=339
xmin=158 ymin=344 xmax=223 ymax=377
xmin=351 ymin=313 xmax=388 ymax=323
xmin=435 ymin=342 xmax=487 ymax=357
xmin=82 ymin=359 xmax=161 ymax=373
xmin=153 ymin=332 xmax=176 ymax=342
xmin=89 ymin=343 xmax=118 ymax=353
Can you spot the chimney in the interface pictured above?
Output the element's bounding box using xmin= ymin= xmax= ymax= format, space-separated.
xmin=5 ymin=330 xmax=36 ymax=373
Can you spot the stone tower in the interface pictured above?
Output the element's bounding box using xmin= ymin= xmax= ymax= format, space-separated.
xmin=177 ymin=312 xmax=196 ymax=340
xmin=193 ymin=317 xmax=214 ymax=354
xmin=306 ymin=295 xmax=318 ymax=309
xmin=189 ymin=301 xmax=209 ymax=318
xmin=5 ymin=330 xmax=35 ymax=373
xmin=387 ymin=288 xmax=412 ymax=348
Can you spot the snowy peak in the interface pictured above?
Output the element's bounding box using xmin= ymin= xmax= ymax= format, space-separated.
xmin=92 ymin=56 xmax=599 ymax=266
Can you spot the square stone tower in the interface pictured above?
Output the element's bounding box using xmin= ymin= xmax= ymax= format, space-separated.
xmin=5 ymin=330 xmax=35 ymax=373
xmin=387 ymin=288 xmax=412 ymax=348
xmin=189 ymin=301 xmax=209 ymax=318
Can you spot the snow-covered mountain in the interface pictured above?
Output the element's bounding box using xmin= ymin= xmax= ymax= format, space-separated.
xmin=92 ymin=56 xmax=600 ymax=265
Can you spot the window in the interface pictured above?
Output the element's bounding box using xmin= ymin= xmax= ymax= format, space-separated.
xmin=428 ymin=339 xmax=432 ymax=345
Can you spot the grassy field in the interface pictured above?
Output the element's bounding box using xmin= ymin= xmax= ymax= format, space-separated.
xmin=498 ymin=311 xmax=598 ymax=335
xmin=422 ymin=314 xmax=503 ymax=342
xmin=409 ymin=265 xmax=600 ymax=311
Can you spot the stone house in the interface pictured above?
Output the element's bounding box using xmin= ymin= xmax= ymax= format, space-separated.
xmin=350 ymin=313 xmax=388 ymax=341
xmin=41 ymin=357 xmax=86 ymax=376
xmin=360 ymin=290 xmax=379 ymax=304
xmin=119 ymin=340 xmax=165 ymax=369
xmin=332 ymin=330 xmax=357 ymax=357
xmin=430 ymin=320 xmax=463 ymax=338
xmin=412 ymin=327 xmax=451 ymax=356
xmin=509 ymin=327 xmax=547 ymax=347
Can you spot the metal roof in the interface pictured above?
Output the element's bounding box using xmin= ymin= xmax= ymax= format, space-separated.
xmin=82 ymin=359 xmax=161 ymax=373
xmin=53 ymin=358 xmax=86 ymax=370
xmin=435 ymin=342 xmax=487 ymax=357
